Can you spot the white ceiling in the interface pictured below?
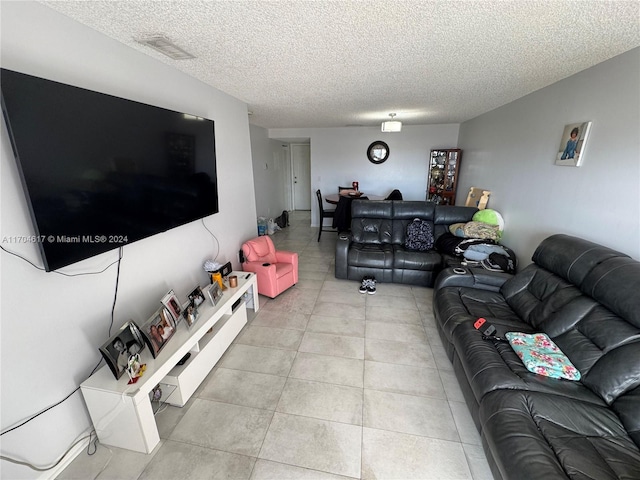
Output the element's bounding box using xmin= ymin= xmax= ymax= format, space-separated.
xmin=42 ymin=1 xmax=640 ymax=129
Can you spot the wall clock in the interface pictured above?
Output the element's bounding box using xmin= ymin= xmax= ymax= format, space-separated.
xmin=367 ymin=141 xmax=389 ymax=164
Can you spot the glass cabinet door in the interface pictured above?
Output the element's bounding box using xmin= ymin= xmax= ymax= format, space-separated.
xmin=427 ymin=149 xmax=462 ymax=205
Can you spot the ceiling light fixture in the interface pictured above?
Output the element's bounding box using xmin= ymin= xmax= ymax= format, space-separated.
xmin=135 ymin=35 xmax=195 ymax=60
xmin=381 ymin=113 xmax=402 ymax=132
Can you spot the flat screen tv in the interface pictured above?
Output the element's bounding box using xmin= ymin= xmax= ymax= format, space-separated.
xmin=1 ymin=68 xmax=218 ymax=271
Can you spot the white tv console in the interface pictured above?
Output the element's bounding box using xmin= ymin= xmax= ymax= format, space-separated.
xmin=80 ymin=272 xmax=259 ymax=454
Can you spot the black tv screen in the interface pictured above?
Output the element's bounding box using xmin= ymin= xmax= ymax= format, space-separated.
xmin=1 ymin=68 xmax=218 ymax=271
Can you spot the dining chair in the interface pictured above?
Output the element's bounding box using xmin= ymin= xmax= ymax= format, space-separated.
xmin=316 ymin=189 xmax=336 ymax=241
xmin=385 ymin=189 xmax=403 ymax=200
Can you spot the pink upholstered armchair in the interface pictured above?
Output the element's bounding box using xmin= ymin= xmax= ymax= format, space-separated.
xmin=241 ymin=236 xmax=298 ymax=298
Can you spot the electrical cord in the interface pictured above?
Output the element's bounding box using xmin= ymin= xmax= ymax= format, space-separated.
xmin=0 ymin=245 xmax=122 ymax=277
xmin=0 ymin=246 xmax=124 ymax=474
xmin=201 ymin=218 xmax=220 ymax=262
xmin=108 ymin=247 xmax=123 ymax=337
xmin=0 ymin=431 xmax=95 ymax=471
xmin=0 ymin=247 xmax=123 ymax=437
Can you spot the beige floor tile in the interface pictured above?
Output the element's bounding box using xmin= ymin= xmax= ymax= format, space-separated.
xmin=364 ymin=360 xmax=446 ymax=398
xmin=298 ymin=331 xmax=365 ymax=359
xmin=312 ymin=301 xmax=365 ymax=320
xmin=259 ymin=413 xmax=362 ymax=478
xmin=138 ymin=440 xmax=255 ymax=480
xmin=366 ymin=293 xmax=418 ymax=310
xmin=365 ymin=321 xmax=428 ymax=344
xmin=365 ymin=305 xmax=422 ymax=324
xmin=439 ymin=369 xmax=466 ymax=402
xmin=170 ymin=399 xmax=272 ymax=457
xmin=317 ymin=288 xmax=367 ymax=306
xmin=365 ymin=338 xmax=436 ymax=368
xmin=289 ymin=352 xmax=364 ymax=388
xmin=463 ymin=444 xmax=495 ymax=480
xmin=250 ymin=459 xmax=356 ymax=480
xmin=219 ymin=344 xmax=296 ymax=376
xmin=361 ymin=427 xmax=473 ymax=480
xmin=250 ymin=309 xmax=310 ymax=330
xmin=236 ymin=325 xmax=304 ymax=350
xmin=363 ymin=389 xmax=459 ymax=441
xmin=306 ymin=315 xmax=365 ymax=337
xmin=449 ymin=400 xmax=482 ymax=445
xmin=277 ymin=378 xmax=363 ymax=425
xmin=199 ymin=368 xmax=287 ymax=410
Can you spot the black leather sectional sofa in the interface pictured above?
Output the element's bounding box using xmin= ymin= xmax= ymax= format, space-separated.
xmin=433 ymin=234 xmax=640 ymax=480
xmin=334 ymin=200 xmax=478 ymax=287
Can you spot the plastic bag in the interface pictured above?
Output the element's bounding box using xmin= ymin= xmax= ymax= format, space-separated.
xmin=267 ymin=218 xmax=279 ymax=235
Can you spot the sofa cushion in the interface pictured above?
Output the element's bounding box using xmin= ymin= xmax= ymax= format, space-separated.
xmin=351 ymin=218 xmax=393 ymax=244
xmin=347 ymin=243 xmax=394 ymax=269
xmin=581 ymin=257 xmax=640 ymax=329
xmin=613 ymin=385 xmax=640 ymax=448
xmin=532 ymin=234 xmax=629 ymax=288
xmin=501 ymin=263 xmax=584 ymax=329
xmin=480 ymin=389 xmax=640 ymax=480
xmin=451 ymin=322 xmax=603 ymax=405
xmin=580 ymin=341 xmax=640 ymax=405
xmin=393 ymin=246 xmax=441 ymax=271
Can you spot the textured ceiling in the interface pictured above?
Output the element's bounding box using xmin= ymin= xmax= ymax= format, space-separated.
xmin=42 ymin=1 xmax=640 ymax=129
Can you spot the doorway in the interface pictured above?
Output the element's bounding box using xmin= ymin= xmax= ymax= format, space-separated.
xmin=291 ymin=143 xmax=311 ymax=210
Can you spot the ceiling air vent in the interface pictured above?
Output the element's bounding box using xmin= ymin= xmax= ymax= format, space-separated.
xmin=136 ymin=35 xmax=195 ymax=60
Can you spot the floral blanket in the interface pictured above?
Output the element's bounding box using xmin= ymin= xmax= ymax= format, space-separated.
xmin=505 ymin=332 xmax=581 ymax=381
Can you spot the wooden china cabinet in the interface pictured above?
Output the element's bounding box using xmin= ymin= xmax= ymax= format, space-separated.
xmin=426 ymin=149 xmax=462 ymax=205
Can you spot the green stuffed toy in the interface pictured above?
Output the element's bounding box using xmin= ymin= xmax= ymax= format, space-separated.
xmin=472 ymin=209 xmax=504 ymax=238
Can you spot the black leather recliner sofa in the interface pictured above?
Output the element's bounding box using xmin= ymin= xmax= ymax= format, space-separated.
xmin=433 ymin=234 xmax=640 ymax=480
xmin=334 ymin=200 xmax=478 ymax=287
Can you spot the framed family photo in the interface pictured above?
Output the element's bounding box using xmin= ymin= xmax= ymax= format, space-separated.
xmin=161 ymin=290 xmax=182 ymax=324
xmin=555 ymin=121 xmax=592 ymax=167
xmin=188 ymin=286 xmax=206 ymax=308
xmin=207 ymin=282 xmax=223 ymax=306
xmin=140 ymin=306 xmax=176 ymax=358
xmin=99 ymin=321 xmax=146 ymax=380
xmin=183 ymin=300 xmax=199 ymax=327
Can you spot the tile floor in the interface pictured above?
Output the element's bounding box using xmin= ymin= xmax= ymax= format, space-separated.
xmin=58 ymin=211 xmax=494 ymax=480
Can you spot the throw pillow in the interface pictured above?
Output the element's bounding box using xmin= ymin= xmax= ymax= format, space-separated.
xmin=506 ymin=332 xmax=581 ymax=381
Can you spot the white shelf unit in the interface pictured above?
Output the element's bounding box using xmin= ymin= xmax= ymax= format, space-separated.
xmin=80 ymin=272 xmax=259 ymax=454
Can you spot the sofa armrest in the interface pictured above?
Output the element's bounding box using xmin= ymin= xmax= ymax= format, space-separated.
xmin=335 ymin=233 xmax=352 ymax=279
xmin=434 ymin=267 xmax=512 ymax=292
xmin=275 ymin=250 xmax=298 ymax=265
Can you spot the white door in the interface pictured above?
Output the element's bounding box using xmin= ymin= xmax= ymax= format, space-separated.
xmin=291 ymin=143 xmax=311 ymax=210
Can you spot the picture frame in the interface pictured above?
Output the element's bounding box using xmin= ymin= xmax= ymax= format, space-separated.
xmin=140 ymin=306 xmax=176 ymax=358
xmin=183 ymin=299 xmax=199 ymax=327
xmin=207 ymin=282 xmax=223 ymax=306
xmin=99 ymin=321 xmax=146 ymax=380
xmin=161 ymin=290 xmax=182 ymax=324
xmin=555 ymin=121 xmax=592 ymax=167
xmin=188 ymin=286 xmax=206 ymax=308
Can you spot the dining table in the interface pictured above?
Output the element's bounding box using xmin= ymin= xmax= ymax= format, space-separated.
xmin=324 ymin=192 xmax=385 ymax=204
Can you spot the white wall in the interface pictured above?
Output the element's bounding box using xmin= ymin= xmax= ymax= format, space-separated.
xmin=0 ymin=3 xmax=256 ymax=478
xmin=269 ymin=125 xmax=460 ymax=226
xmin=457 ymin=47 xmax=640 ymax=265
xmin=249 ymin=124 xmax=290 ymax=220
